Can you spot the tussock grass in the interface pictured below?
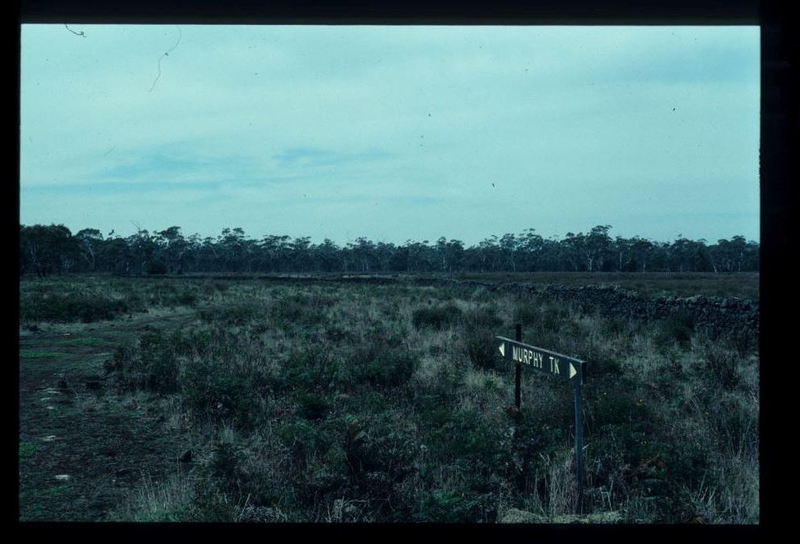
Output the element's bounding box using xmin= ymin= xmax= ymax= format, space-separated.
xmin=37 ymin=275 xmax=758 ymax=524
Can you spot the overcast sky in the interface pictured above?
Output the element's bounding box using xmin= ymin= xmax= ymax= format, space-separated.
xmin=19 ymin=24 xmax=759 ymax=247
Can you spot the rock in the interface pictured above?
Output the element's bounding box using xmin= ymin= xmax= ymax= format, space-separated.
xmin=179 ymin=449 xmax=192 ymax=463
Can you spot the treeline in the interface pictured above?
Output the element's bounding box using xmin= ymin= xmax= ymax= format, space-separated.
xmin=19 ymin=224 xmax=759 ymax=277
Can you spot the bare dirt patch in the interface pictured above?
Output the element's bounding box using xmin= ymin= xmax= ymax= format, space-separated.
xmin=18 ymin=308 xmax=198 ymax=521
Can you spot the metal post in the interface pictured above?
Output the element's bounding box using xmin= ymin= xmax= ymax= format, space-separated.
xmin=573 ymin=377 xmax=584 ymax=514
xmin=514 ymin=324 xmax=522 ymax=409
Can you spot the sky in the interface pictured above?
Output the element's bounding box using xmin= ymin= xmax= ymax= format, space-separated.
xmin=19 ymin=24 xmax=760 ymax=247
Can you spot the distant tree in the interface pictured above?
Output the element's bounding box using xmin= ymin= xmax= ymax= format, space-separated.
xmin=499 ymin=233 xmax=518 ymax=272
xmin=562 ymin=232 xmax=584 ymax=272
xmin=261 ymin=234 xmax=291 ymax=273
xmin=20 ymin=224 xmax=76 ymax=277
xmin=156 ymin=226 xmax=188 ymax=274
xmin=614 ymin=235 xmax=635 ymax=272
xmin=290 ymin=236 xmax=313 ymax=272
xmin=99 ymin=236 xmax=132 ymax=275
xmin=375 ymin=241 xmax=396 ymax=273
xmin=315 ymin=238 xmax=343 ymax=273
xmin=348 ymin=237 xmax=377 ymax=273
xmin=710 ymin=235 xmax=750 ymax=272
xmin=75 ymin=228 xmax=104 ymax=272
xmin=518 ymin=228 xmax=544 ymax=271
xmin=218 ymin=227 xmax=248 ymax=272
xmin=584 ymin=225 xmax=613 ymax=272
xmin=127 ymin=228 xmax=159 ymax=274
xmin=630 ymin=236 xmax=654 ymax=273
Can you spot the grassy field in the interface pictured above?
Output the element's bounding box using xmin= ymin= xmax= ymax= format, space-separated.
xmin=18 ymin=273 xmax=759 ymax=523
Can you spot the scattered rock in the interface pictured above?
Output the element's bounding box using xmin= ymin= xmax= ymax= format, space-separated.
xmin=54 ymin=474 xmax=71 ymax=482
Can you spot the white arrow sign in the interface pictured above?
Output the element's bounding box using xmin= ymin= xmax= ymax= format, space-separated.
xmin=494 ymin=336 xmax=585 ymax=383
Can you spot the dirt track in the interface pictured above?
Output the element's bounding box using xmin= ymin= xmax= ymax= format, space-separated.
xmin=18 ymin=308 xmax=197 ymax=521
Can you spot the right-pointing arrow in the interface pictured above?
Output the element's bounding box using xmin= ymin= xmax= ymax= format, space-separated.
xmin=569 ymin=363 xmax=577 ymax=380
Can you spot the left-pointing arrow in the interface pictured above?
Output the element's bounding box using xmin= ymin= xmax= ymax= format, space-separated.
xmin=498 ymin=342 xmax=505 ymax=357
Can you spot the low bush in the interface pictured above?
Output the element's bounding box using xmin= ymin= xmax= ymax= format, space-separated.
xmin=105 ymin=328 xmax=180 ymax=393
xmin=20 ymin=292 xmax=129 ymax=323
xmin=182 ymin=357 xmax=260 ymax=429
xmin=356 ymin=351 xmax=419 ymax=389
xmin=461 ymin=307 xmax=503 ymax=370
xmin=411 ymin=304 xmax=463 ymax=330
xmin=655 ymin=310 xmax=696 ymax=350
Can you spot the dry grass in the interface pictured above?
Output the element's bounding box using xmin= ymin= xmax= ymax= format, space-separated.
xmin=25 ymin=275 xmax=758 ymax=523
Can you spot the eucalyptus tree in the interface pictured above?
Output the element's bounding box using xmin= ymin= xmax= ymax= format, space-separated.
xmin=290 ymin=236 xmax=313 ymax=272
xmin=518 ymin=228 xmax=544 ymax=271
xmin=315 ymin=238 xmax=343 ymax=273
xmin=630 ymin=236 xmax=655 ymax=273
xmin=614 ymin=235 xmax=635 ymax=272
xmin=156 ymin=226 xmax=189 ymax=274
xmin=127 ymin=228 xmax=160 ymax=274
xmin=710 ymin=235 xmax=751 ymax=273
xmin=584 ymin=225 xmax=613 ymax=272
xmin=499 ymin=233 xmax=518 ymax=272
xmin=670 ymin=237 xmax=712 ymax=272
xmin=347 ymin=237 xmax=378 ymax=273
xmin=562 ymin=232 xmax=585 ymax=272
xmin=99 ymin=236 xmax=132 ymax=275
xmin=375 ymin=241 xmax=397 ymax=273
xmin=218 ymin=228 xmax=249 ymax=272
xmin=261 ymin=234 xmax=292 ymax=273
xmin=74 ymin=228 xmax=104 ymax=272
xmin=19 ymin=224 xmax=77 ymax=277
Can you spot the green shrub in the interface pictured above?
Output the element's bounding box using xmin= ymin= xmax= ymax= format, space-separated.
xmin=297 ymin=391 xmax=331 ymax=421
xmin=20 ymin=292 xmax=129 ymax=323
xmin=138 ymin=328 xmax=180 ymax=392
xmin=105 ymin=328 xmax=180 ymax=393
xmin=277 ymin=348 xmax=342 ymax=393
xmin=462 ymin=307 xmax=503 ymax=370
xmin=182 ymin=358 xmax=259 ymax=428
xmin=415 ymin=490 xmax=480 ymax=523
xmin=356 ymin=351 xmax=418 ymax=388
xmin=270 ymin=291 xmax=329 ymax=329
xmin=412 ymin=304 xmax=464 ymax=330
xmin=703 ymin=345 xmax=739 ymax=390
xmin=655 ymin=310 xmax=696 ymax=350
xmin=339 ymin=415 xmax=416 ymax=484
xmin=278 ymin=419 xmax=331 ymax=463
xmin=198 ymin=304 xmax=263 ymax=326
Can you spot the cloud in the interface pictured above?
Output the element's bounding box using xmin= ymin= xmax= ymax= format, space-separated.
xmin=272 ymin=146 xmax=393 ymax=169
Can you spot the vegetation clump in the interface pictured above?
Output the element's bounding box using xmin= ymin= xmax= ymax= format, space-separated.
xmin=20 ymin=275 xmax=759 ymax=524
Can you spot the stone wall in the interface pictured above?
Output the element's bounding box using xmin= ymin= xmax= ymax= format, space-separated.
xmin=410 ymin=277 xmax=760 ymax=341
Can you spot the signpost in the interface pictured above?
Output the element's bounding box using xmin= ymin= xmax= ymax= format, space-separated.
xmin=494 ymin=337 xmax=585 ymax=384
xmin=495 ymin=330 xmax=587 ymax=513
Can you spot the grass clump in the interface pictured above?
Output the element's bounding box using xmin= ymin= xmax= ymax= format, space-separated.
xmin=412 ymin=304 xmax=464 ymax=331
xmin=20 ymin=292 xmax=129 ymax=323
